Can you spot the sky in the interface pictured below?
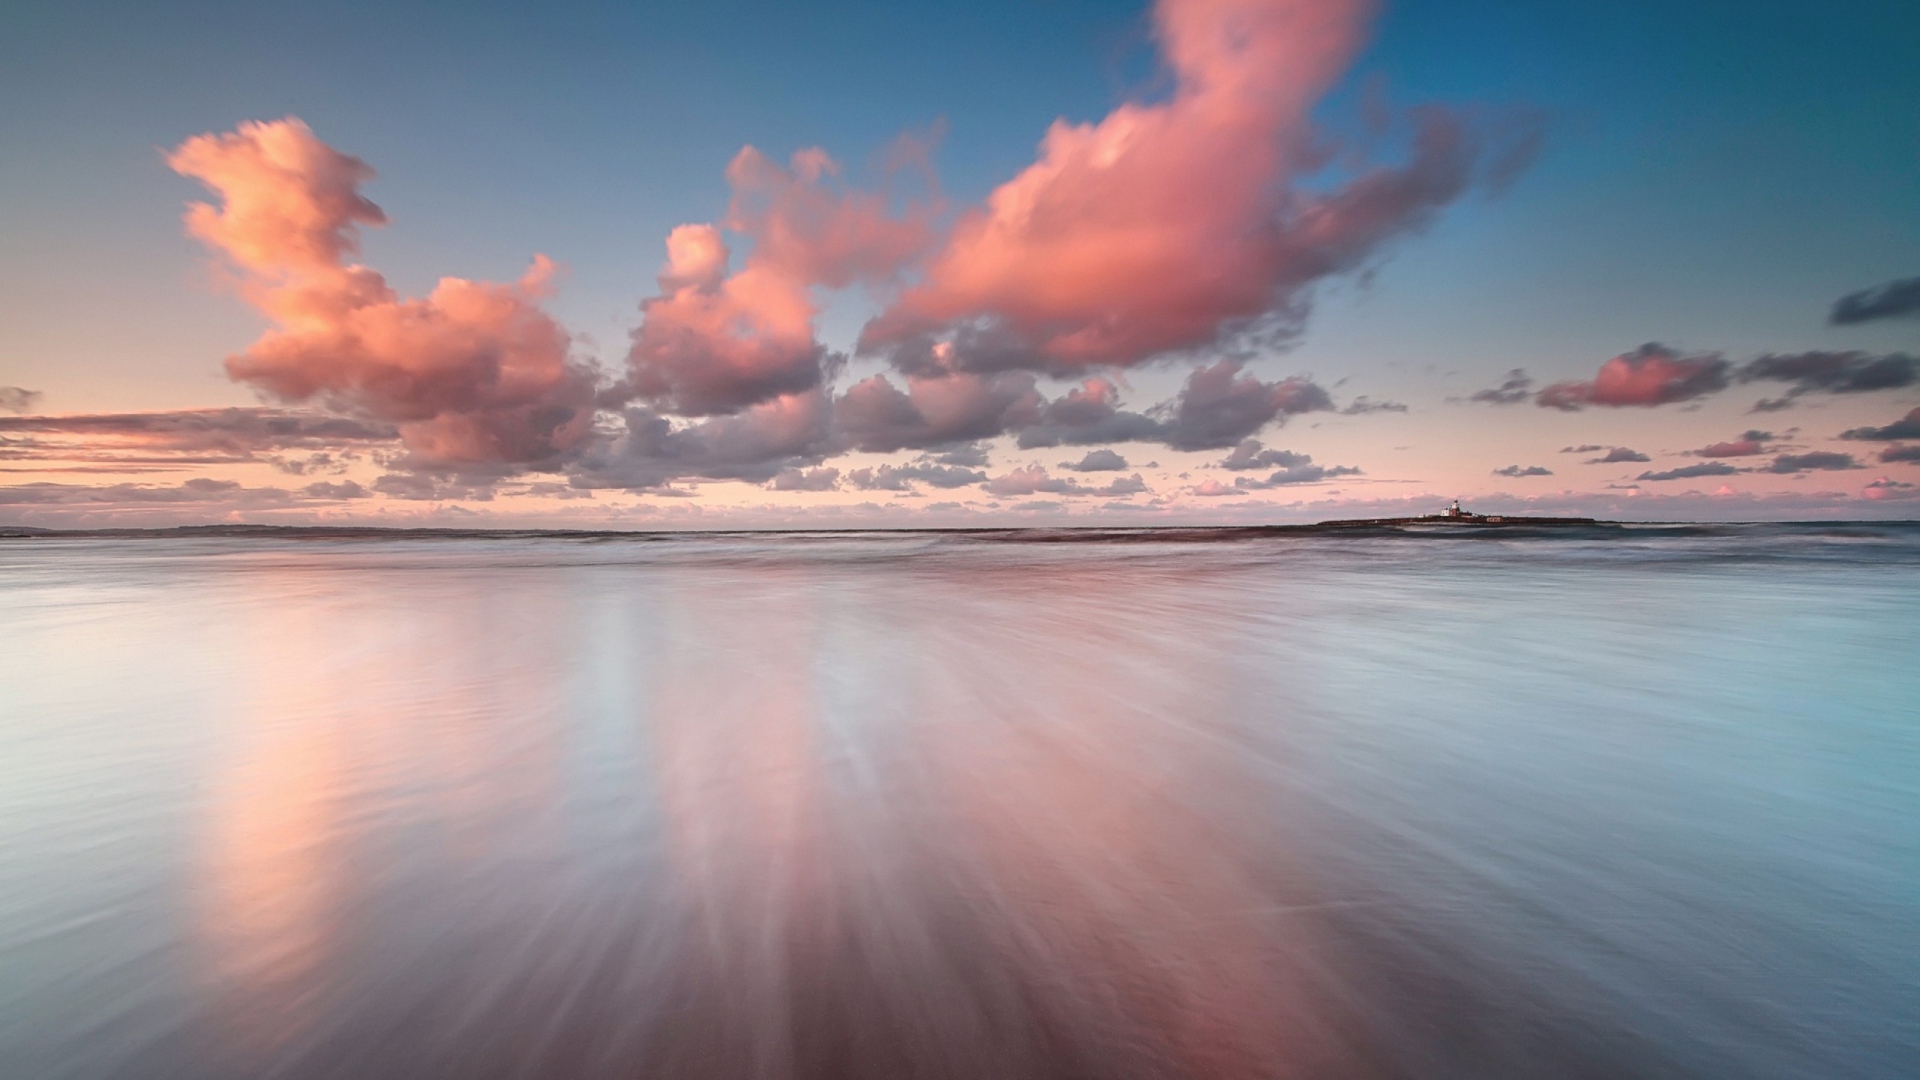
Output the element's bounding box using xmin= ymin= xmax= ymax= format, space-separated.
xmin=2 ymin=0 xmax=1918 ymax=529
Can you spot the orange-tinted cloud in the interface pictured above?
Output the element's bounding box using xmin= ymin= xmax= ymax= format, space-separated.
xmin=860 ymin=0 xmax=1493 ymax=374
xmin=170 ymin=118 xmax=597 ymax=469
xmin=623 ymin=148 xmax=934 ymax=416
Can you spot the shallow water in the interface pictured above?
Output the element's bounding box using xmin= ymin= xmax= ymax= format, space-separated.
xmin=1 ymin=524 xmax=1916 ymax=1079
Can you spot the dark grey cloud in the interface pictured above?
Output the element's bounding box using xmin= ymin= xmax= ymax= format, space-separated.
xmin=1694 ymin=431 xmax=1774 ymax=457
xmin=569 ymin=392 xmax=834 ymax=490
xmin=1637 ymin=462 xmax=1740 ymax=481
xmin=1341 ymin=396 xmax=1407 ymax=415
xmin=1493 ymin=465 xmax=1552 ymax=477
xmin=1013 ymin=378 xmax=1162 ymax=449
xmin=1878 ymin=445 xmax=1920 ymax=464
xmin=1013 ymin=363 xmax=1332 ymax=452
xmin=1062 ymin=449 xmax=1128 ymax=472
xmin=1586 ymin=447 xmax=1650 ymax=463
xmin=1736 ymin=351 xmax=1917 ymax=403
xmin=0 ymin=387 xmax=43 ymax=414
xmin=1152 ymin=361 xmax=1333 ymax=451
xmin=1840 ymin=408 xmax=1920 ymax=441
xmin=1560 ymin=444 xmax=1605 ymax=454
xmin=1763 ymin=452 xmax=1862 ymax=474
xmin=836 ymin=372 xmax=1041 ymax=454
xmin=1230 ymin=452 xmax=1362 ymax=488
xmin=927 ymin=444 xmax=992 ymax=467
xmin=1830 ymin=276 xmax=1920 ymax=325
xmin=1469 ymin=369 xmax=1532 ymax=405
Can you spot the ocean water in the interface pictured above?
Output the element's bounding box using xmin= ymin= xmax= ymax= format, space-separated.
xmin=1 ymin=523 xmax=1916 ymax=1079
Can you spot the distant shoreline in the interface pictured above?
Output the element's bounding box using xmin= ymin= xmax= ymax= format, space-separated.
xmin=3 ymin=518 xmax=1916 ymax=542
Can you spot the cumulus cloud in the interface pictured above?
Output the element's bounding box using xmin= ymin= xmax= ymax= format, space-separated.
xmin=1694 ymin=430 xmax=1773 ymax=457
xmin=0 ymin=388 xmax=43 ymax=414
xmin=1736 ymin=351 xmax=1917 ymax=405
xmin=570 ymin=389 xmax=833 ymax=490
xmin=1876 ymin=445 xmax=1920 ymax=464
xmin=1830 ymin=276 xmax=1920 ymax=325
xmin=1637 ymin=462 xmax=1741 ymax=481
xmin=622 ymin=147 xmax=933 ymax=415
xmin=835 ymin=370 xmax=1042 ymax=453
xmin=1762 ymin=451 xmax=1862 ymax=474
xmin=767 ymin=466 xmax=841 ymax=491
xmin=1493 ymin=464 xmax=1552 ymax=477
xmin=981 ymin=466 xmax=1148 ymax=498
xmin=1839 ymin=407 xmax=1920 ymax=442
xmin=1062 ymin=448 xmax=1129 ymax=472
xmin=858 ymin=0 xmax=1524 ymax=376
xmin=1152 ymin=360 xmax=1333 ymax=450
xmin=1536 ymin=344 xmax=1730 ymax=410
xmin=1013 ymin=377 xmax=1163 ymax=448
xmin=1469 ymin=369 xmax=1533 ymax=405
xmin=846 ymin=463 xmax=987 ymax=490
xmin=170 ymin=118 xmax=599 ymax=469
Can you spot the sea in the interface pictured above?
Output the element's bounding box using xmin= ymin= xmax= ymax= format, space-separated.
xmin=1 ymin=522 xmax=1916 ymax=1079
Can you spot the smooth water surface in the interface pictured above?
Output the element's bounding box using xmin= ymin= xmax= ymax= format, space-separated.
xmin=2 ymin=524 xmax=1917 ymax=1079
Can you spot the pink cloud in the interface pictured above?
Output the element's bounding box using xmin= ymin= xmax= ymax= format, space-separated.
xmin=624 ymin=147 xmax=934 ymax=416
xmin=169 ymin=118 xmax=597 ymax=468
xmin=860 ymin=0 xmax=1496 ymax=373
xmin=1536 ymin=343 xmax=1731 ymax=410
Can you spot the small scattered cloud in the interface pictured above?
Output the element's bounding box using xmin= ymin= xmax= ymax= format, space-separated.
xmin=1469 ymin=369 xmax=1532 ymax=405
xmin=847 ymin=462 xmax=987 ymax=491
xmin=1637 ymin=462 xmax=1741 ymax=481
xmin=1736 ymin=351 xmax=1916 ymax=406
xmin=1762 ymin=452 xmax=1862 ymax=474
xmin=982 ymin=466 xmax=1147 ymax=498
xmin=1879 ymin=445 xmax=1920 ymax=464
xmin=1559 ymin=444 xmax=1605 ymax=454
xmin=1830 ymin=276 xmax=1920 ymax=325
xmin=1341 ymin=396 xmax=1407 ymax=415
xmin=1493 ymin=464 xmax=1552 ymax=477
xmin=1863 ymin=477 xmax=1919 ymax=501
xmin=1585 ymin=447 xmax=1649 ymax=463
xmin=1840 ymin=408 xmax=1920 ymax=442
xmin=1694 ymin=430 xmax=1774 ymax=457
xmin=767 ymin=466 xmax=841 ymax=491
xmin=1061 ymin=448 xmax=1128 ymax=472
